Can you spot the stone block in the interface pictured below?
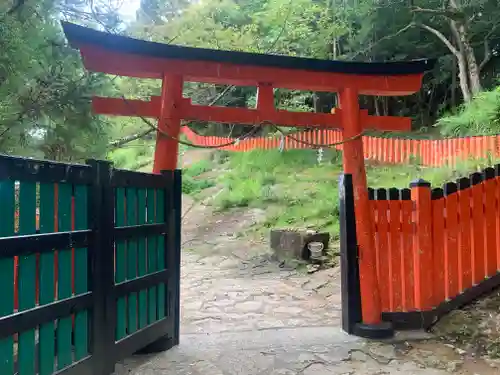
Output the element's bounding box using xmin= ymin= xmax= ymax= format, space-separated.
xmin=270 ymin=229 xmax=330 ymax=261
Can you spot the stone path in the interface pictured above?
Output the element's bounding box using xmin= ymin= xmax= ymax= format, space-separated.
xmin=116 ymin=243 xmax=498 ymax=374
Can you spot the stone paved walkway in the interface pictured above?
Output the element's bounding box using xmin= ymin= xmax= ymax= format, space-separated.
xmin=115 ymin=246 xmax=497 ymax=374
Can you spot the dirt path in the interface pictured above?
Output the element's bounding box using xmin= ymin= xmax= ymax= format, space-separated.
xmin=115 ymin=151 xmax=498 ymax=375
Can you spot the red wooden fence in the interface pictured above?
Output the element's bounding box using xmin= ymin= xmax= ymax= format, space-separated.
xmin=369 ymin=165 xmax=500 ymax=320
xmin=181 ymin=126 xmax=500 ymax=166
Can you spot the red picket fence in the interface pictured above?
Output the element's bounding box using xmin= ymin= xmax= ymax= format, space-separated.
xmin=181 ymin=126 xmax=500 ymax=166
xmin=368 ymin=165 xmax=500 ymax=328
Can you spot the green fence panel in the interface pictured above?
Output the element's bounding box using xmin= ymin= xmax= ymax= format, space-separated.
xmin=18 ymin=182 xmax=37 ymax=375
xmin=115 ymin=187 xmax=127 ymax=340
xmin=146 ymin=188 xmax=158 ymax=324
xmin=156 ymin=188 xmax=166 ymax=319
xmin=38 ymin=183 xmax=56 ymax=375
xmin=56 ymin=183 xmax=73 ymax=370
xmin=126 ymin=188 xmax=138 ymax=334
xmin=73 ymin=185 xmax=89 ymax=360
xmin=0 ymin=180 xmax=15 ymax=375
xmin=137 ymin=189 xmax=148 ymax=329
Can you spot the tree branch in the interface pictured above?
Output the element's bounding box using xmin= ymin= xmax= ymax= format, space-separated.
xmin=410 ymin=6 xmax=464 ymax=21
xmin=416 ymin=23 xmax=460 ymax=58
xmin=350 ymin=23 xmax=415 ymax=60
xmin=108 ymin=84 xmax=236 ymax=149
xmin=479 ymin=40 xmax=492 ymax=71
xmin=479 ymin=21 xmax=500 ymax=71
xmin=108 ymin=128 xmax=154 ymax=149
xmin=132 ymin=159 xmax=153 ymax=171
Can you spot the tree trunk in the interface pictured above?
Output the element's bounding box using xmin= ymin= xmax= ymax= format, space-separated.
xmin=451 ymin=61 xmax=457 ymax=108
xmin=456 ymin=51 xmax=472 ymax=103
xmin=455 ymin=22 xmax=482 ymax=95
xmin=449 ymin=20 xmax=473 ymax=102
xmin=449 ymin=0 xmax=482 ymax=96
xmin=462 ymin=37 xmax=482 ymax=95
xmin=374 ymin=97 xmax=381 ymax=116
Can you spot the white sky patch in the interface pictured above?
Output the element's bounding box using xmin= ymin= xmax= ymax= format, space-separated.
xmin=118 ymin=0 xmax=141 ymax=21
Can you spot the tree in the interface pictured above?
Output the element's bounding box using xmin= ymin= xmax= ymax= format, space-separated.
xmin=0 ymin=0 xmax=120 ymax=160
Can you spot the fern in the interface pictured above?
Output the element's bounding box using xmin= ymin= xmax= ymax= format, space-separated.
xmin=438 ymin=87 xmax=500 ymax=136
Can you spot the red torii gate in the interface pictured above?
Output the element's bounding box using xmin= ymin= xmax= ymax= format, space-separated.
xmin=62 ymin=22 xmax=434 ymax=337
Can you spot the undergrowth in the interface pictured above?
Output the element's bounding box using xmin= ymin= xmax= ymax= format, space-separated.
xmin=182 ymin=148 xmax=500 ymax=240
xmin=182 ymin=159 xmax=215 ymax=195
xmin=438 ymin=87 xmax=500 ymax=136
xmin=213 ymin=149 xmax=344 ymax=238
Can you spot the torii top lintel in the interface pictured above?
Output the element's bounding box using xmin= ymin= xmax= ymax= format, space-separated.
xmin=62 ymin=22 xmax=435 ymax=96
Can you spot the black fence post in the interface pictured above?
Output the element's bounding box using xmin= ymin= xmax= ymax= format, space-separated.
xmin=171 ymin=169 xmax=182 ymax=345
xmin=87 ymin=159 xmax=116 ymax=375
xmin=339 ymin=173 xmax=362 ymax=334
xmin=136 ymin=169 xmax=181 ymax=353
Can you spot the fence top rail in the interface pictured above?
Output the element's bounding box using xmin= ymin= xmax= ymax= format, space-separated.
xmin=0 ymin=153 xmax=92 ymax=185
xmin=112 ymin=168 xmax=170 ymax=189
xmin=182 ymin=125 xmax=500 ymax=142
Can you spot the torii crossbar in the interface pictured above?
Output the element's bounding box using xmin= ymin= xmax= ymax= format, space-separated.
xmin=62 ymin=21 xmax=435 ymax=337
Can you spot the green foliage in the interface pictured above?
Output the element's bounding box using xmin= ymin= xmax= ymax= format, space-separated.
xmin=210 ymin=149 xmax=498 ymax=240
xmin=367 ymin=156 xmax=500 ymax=189
xmin=214 ymin=149 xmax=343 ymax=237
xmin=184 ymin=159 xmax=212 ymax=177
xmin=0 ymin=0 xmax=116 ymax=161
xmin=182 ymin=160 xmax=215 ymax=195
xmin=438 ymin=87 xmax=500 ymax=136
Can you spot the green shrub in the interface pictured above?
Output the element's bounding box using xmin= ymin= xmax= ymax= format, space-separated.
xmin=182 ymin=174 xmax=215 ymax=195
xmin=438 ymin=87 xmax=500 ymax=136
xmin=184 ymin=159 xmax=212 ymax=177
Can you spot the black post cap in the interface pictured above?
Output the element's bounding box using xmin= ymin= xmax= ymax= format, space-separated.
xmin=409 ymin=178 xmax=431 ymax=188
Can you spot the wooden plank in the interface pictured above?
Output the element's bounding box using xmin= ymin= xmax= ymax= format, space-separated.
xmin=400 ymin=193 xmax=414 ymax=311
xmin=56 ymin=183 xmax=73 ymax=370
xmin=115 ymin=187 xmax=128 ymax=340
xmin=374 ymin=190 xmax=390 ymax=311
xmin=471 ymin=174 xmax=485 ymax=284
xmin=0 ymin=180 xmax=15 ymax=375
xmin=156 ymin=188 xmax=166 ymax=319
xmin=137 ymin=189 xmax=148 ymax=329
xmin=147 ymin=188 xmax=158 ymax=324
xmin=483 ymin=169 xmax=497 ymax=278
xmin=388 ymin=189 xmax=402 ymax=311
xmin=38 ymin=183 xmax=56 ymax=375
xmin=126 ymin=188 xmax=138 ymax=334
xmin=18 ymin=181 xmax=37 ymax=375
xmin=431 ymin=191 xmax=445 ymax=306
xmin=410 ymin=180 xmax=433 ymax=310
xmin=444 ymin=183 xmax=459 ymax=299
xmin=457 ymin=179 xmax=472 ymax=291
xmin=73 ymin=185 xmax=89 ymax=360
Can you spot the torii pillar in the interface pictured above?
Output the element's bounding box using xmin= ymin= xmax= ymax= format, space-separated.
xmin=153 ymin=74 xmax=183 ymax=173
xmin=340 ymin=88 xmax=382 ymax=333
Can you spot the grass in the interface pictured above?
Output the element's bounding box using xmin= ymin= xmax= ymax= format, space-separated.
xmin=183 ymin=148 xmax=500 ymax=241
xmin=210 ymin=149 xmax=344 ymax=238
xmin=182 ymin=159 xmax=216 ymax=195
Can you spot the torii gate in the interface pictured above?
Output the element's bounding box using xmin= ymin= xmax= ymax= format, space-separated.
xmin=62 ymin=21 xmax=435 ymax=337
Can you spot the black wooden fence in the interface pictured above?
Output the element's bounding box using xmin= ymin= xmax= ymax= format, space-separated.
xmin=0 ymin=155 xmax=181 ymax=375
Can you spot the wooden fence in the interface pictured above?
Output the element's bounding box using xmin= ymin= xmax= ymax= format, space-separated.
xmin=364 ymin=164 xmax=500 ymax=329
xmin=0 ymin=155 xmax=182 ymax=375
xmin=181 ymin=126 xmax=500 ymax=166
